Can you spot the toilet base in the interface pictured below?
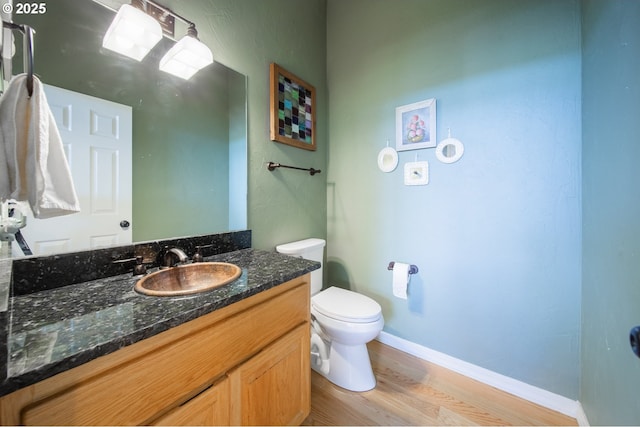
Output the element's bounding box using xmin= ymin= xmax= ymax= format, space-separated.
xmin=320 ymin=341 xmax=376 ymax=392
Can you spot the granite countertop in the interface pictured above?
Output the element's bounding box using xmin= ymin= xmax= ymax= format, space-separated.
xmin=0 ymin=248 xmax=319 ymax=397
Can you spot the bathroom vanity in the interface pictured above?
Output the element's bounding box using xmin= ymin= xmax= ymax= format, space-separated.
xmin=0 ymin=243 xmax=318 ymax=426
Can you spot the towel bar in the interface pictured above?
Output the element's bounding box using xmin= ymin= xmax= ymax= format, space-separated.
xmin=2 ymin=21 xmax=35 ymax=97
xmin=267 ymin=161 xmax=321 ymax=176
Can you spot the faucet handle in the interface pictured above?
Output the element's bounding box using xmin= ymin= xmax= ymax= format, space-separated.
xmin=133 ymin=256 xmax=147 ymax=275
xmin=193 ymin=248 xmax=204 ymax=263
xmin=192 ymin=244 xmax=213 ymax=263
xmin=113 ymin=255 xmax=147 ymax=276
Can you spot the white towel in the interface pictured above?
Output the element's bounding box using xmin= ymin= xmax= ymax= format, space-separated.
xmin=0 ymin=73 xmax=80 ymax=218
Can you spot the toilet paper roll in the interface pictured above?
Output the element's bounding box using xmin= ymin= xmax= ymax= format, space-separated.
xmin=392 ymin=262 xmax=410 ymax=299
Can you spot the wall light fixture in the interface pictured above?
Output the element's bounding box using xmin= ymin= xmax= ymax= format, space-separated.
xmin=159 ymin=24 xmax=213 ymax=80
xmin=102 ymin=3 xmax=163 ymax=61
xmin=102 ymin=0 xmax=213 ymax=80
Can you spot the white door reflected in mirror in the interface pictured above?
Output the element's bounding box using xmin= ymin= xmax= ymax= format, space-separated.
xmin=20 ymin=85 xmax=133 ymax=257
xmin=436 ymin=138 xmax=464 ymax=164
xmin=377 ymin=147 xmax=399 ymax=172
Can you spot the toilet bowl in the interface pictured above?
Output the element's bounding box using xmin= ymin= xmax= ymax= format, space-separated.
xmin=276 ymin=238 xmax=384 ymax=392
xmin=311 ymin=286 xmax=384 ymax=391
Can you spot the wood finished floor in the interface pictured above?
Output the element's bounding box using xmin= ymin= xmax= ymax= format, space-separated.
xmin=302 ymin=340 xmax=577 ymax=426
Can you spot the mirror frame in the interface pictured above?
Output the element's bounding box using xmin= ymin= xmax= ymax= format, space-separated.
xmin=435 ymin=138 xmax=465 ymax=164
xmin=377 ymin=147 xmax=399 ymax=173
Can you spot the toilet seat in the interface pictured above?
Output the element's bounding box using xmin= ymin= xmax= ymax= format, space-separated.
xmin=312 ymin=286 xmax=382 ymax=323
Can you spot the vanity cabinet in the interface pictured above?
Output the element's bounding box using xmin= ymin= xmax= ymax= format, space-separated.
xmin=0 ymin=275 xmax=310 ymax=426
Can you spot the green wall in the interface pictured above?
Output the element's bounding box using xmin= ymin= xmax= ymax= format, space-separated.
xmin=581 ymin=0 xmax=640 ymax=424
xmin=327 ymin=0 xmax=582 ymax=399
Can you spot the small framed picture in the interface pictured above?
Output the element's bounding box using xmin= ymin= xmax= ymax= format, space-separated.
xmin=269 ymin=63 xmax=316 ymax=151
xmin=396 ymin=98 xmax=436 ymax=151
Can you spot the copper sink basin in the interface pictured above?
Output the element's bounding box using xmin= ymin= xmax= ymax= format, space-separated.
xmin=134 ymin=262 xmax=242 ymax=297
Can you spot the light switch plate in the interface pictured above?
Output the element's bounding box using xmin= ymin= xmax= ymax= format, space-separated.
xmin=404 ymin=161 xmax=429 ymax=185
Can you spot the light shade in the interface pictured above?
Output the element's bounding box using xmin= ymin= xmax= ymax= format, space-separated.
xmin=159 ymin=35 xmax=214 ymax=80
xmin=102 ymin=4 xmax=163 ymax=61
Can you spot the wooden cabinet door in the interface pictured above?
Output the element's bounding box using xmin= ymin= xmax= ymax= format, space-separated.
xmin=229 ymin=324 xmax=310 ymax=426
xmin=152 ymin=377 xmax=230 ymax=426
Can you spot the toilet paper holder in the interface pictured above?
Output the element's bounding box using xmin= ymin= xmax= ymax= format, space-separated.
xmin=387 ymin=262 xmax=419 ymax=275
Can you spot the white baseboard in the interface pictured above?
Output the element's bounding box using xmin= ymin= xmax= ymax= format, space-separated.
xmin=376 ymin=331 xmax=583 ymax=421
xmin=575 ymin=401 xmax=591 ymax=426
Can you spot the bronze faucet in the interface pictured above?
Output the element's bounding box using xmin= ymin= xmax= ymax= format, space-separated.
xmin=163 ymin=247 xmax=188 ymax=267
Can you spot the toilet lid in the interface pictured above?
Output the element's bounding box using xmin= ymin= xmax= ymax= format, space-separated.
xmin=312 ymin=287 xmax=382 ymax=323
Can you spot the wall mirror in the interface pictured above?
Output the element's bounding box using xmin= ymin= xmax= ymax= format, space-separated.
xmin=6 ymin=0 xmax=247 ymax=257
xmin=377 ymin=147 xmax=398 ymax=173
xmin=435 ymin=137 xmax=464 ymax=164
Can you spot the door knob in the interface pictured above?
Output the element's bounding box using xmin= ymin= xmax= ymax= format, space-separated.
xmin=631 ymin=326 xmax=640 ymax=359
xmin=120 ymin=220 xmax=131 ymax=229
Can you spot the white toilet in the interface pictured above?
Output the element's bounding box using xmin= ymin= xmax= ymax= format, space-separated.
xmin=276 ymin=238 xmax=384 ymax=392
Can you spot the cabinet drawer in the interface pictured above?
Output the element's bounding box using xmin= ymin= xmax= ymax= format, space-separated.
xmin=151 ymin=377 xmax=230 ymax=426
xmin=20 ymin=282 xmax=309 ymax=426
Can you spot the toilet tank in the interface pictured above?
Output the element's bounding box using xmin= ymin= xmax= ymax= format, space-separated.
xmin=276 ymin=238 xmax=325 ymax=295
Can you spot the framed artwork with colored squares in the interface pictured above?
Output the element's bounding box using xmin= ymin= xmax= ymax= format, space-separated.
xmin=270 ymin=63 xmax=316 ymax=151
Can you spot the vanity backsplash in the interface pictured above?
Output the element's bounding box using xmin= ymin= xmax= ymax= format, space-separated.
xmin=10 ymin=230 xmax=251 ymax=296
